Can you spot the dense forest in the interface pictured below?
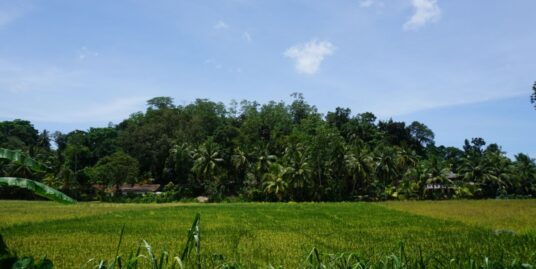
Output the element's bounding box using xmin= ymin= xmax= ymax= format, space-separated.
xmin=1 ymin=92 xmax=535 ymax=202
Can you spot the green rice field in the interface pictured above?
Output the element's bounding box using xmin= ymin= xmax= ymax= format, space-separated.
xmin=1 ymin=200 xmax=535 ymax=268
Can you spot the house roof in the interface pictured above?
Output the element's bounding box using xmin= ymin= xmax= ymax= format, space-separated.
xmin=93 ymin=184 xmax=161 ymax=192
xmin=120 ymin=184 xmax=161 ymax=192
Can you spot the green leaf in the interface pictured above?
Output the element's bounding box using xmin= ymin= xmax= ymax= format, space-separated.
xmin=0 ymin=148 xmax=49 ymax=172
xmin=0 ymin=177 xmax=76 ymax=204
xmin=12 ymin=257 xmax=34 ymax=269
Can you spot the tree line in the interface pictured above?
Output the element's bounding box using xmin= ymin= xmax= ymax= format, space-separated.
xmin=1 ymin=93 xmax=535 ymax=201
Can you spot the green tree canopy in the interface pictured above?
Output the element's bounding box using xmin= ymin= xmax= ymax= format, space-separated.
xmin=88 ymin=151 xmax=140 ymax=192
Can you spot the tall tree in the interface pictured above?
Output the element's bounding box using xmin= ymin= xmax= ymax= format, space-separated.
xmin=0 ymin=120 xmax=39 ymax=152
xmin=283 ymin=144 xmax=311 ymax=200
xmin=88 ymin=151 xmax=140 ymax=194
xmin=289 ymin=92 xmax=317 ymax=124
xmin=512 ymin=153 xmax=536 ymax=195
xmin=344 ymin=147 xmax=373 ymax=197
xmin=408 ymin=121 xmax=435 ymax=149
xmin=191 ymin=139 xmax=224 ymax=192
xmin=531 ymin=81 xmax=536 ymax=109
xmin=147 ymin=96 xmax=175 ymax=110
xmin=263 ymin=163 xmax=290 ymax=201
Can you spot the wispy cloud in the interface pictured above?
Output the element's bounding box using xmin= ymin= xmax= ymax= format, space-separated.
xmin=77 ymin=46 xmax=99 ymax=60
xmin=213 ymin=20 xmax=229 ymax=30
xmin=370 ymin=90 xmax=527 ymax=117
xmin=359 ymin=0 xmax=383 ymax=8
xmin=284 ymin=40 xmax=335 ymax=75
xmin=404 ymin=0 xmax=441 ymax=31
xmin=0 ymin=61 xmax=82 ymax=94
xmin=63 ymin=97 xmax=148 ymax=123
xmin=242 ymin=31 xmax=252 ymax=42
xmin=204 ymin=59 xmax=243 ymax=74
xmin=204 ymin=58 xmax=223 ymax=69
xmin=1 ymin=96 xmax=148 ymax=124
xmin=0 ymin=2 xmax=32 ymax=28
xmin=0 ymin=59 xmax=153 ymax=124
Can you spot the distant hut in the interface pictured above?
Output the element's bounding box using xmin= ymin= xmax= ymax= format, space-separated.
xmin=425 ymin=172 xmax=459 ymax=198
xmin=119 ymin=184 xmax=161 ymax=195
xmin=93 ymin=184 xmax=161 ymax=195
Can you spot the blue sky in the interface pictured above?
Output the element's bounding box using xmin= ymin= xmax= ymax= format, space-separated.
xmin=0 ymin=0 xmax=535 ymax=156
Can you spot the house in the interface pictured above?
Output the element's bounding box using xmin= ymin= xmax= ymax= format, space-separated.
xmin=425 ymin=172 xmax=459 ymax=191
xmin=119 ymin=184 xmax=161 ymax=195
xmin=93 ymin=184 xmax=162 ymax=195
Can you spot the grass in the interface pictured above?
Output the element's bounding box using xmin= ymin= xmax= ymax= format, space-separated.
xmin=379 ymin=199 xmax=536 ymax=234
xmin=0 ymin=200 xmax=535 ymax=268
xmin=0 ymin=200 xmax=181 ymax=227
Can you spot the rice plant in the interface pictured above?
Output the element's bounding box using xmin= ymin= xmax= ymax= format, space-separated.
xmin=82 ymin=213 xmax=201 ymax=269
xmin=0 ymin=234 xmax=53 ymax=269
xmin=2 ymin=202 xmax=535 ymax=268
xmin=79 ymin=214 xmax=535 ymax=269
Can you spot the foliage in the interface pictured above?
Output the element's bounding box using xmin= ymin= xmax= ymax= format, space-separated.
xmin=0 ymin=148 xmax=49 ymax=172
xmin=1 ymin=94 xmax=536 ymax=202
xmin=87 ymin=151 xmax=140 ymax=193
xmin=532 ymin=81 xmax=536 ymax=109
xmin=0 ymin=148 xmax=76 ymax=204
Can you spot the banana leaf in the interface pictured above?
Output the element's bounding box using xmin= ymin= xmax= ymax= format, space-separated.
xmin=0 ymin=177 xmax=76 ymax=204
xmin=0 ymin=148 xmax=49 ymax=172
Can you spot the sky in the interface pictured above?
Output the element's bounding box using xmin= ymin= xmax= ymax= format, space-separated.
xmin=0 ymin=0 xmax=535 ymax=156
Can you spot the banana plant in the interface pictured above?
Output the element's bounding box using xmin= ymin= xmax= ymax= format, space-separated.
xmin=0 ymin=148 xmax=76 ymax=204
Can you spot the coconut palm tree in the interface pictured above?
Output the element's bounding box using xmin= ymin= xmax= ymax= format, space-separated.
xmin=374 ymin=146 xmax=399 ymax=186
xmin=192 ymin=140 xmax=224 ymax=184
xmin=344 ymin=147 xmax=373 ymax=197
xmin=459 ymin=151 xmax=510 ymax=198
xmin=396 ymin=147 xmax=418 ymax=172
xmin=283 ymin=144 xmax=311 ymax=200
xmin=263 ymin=163 xmax=290 ymax=201
xmin=167 ymin=143 xmax=194 ymax=183
xmin=254 ymin=148 xmax=277 ymax=176
xmin=231 ymin=147 xmax=250 ymax=175
xmin=512 ymin=153 xmax=536 ymax=195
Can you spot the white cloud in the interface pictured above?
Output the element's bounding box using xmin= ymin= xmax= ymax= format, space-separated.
xmin=284 ymin=40 xmax=335 ymax=75
xmin=213 ymin=20 xmax=229 ymax=30
xmin=242 ymin=31 xmax=252 ymax=42
xmin=404 ymin=0 xmax=441 ymax=31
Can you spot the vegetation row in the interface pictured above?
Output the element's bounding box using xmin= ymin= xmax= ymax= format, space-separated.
xmin=1 ymin=92 xmax=536 ymax=202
